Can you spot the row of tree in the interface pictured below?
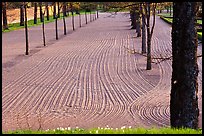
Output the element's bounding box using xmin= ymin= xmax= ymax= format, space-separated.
xmin=13 ymin=2 xmax=99 ymax=55
xmin=2 ymin=2 xmax=99 ymax=30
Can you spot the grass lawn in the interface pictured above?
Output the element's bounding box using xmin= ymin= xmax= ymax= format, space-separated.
xmin=3 ymin=127 xmax=202 ymax=134
xmin=159 ymin=15 xmax=202 ymax=41
xmin=2 ymin=11 xmax=96 ymax=33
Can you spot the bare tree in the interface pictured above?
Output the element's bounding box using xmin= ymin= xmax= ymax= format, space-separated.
xmin=170 ymin=2 xmax=199 ymax=129
xmin=143 ymin=2 xmax=156 ymax=70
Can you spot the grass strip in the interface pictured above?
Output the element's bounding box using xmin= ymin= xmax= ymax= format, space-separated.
xmin=3 ymin=127 xmax=202 ymax=134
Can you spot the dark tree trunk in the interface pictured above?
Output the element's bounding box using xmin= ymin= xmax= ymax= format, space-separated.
xmin=167 ymin=7 xmax=169 ymax=13
xmin=97 ymin=9 xmax=99 ymax=18
xmin=63 ymin=17 xmax=66 ymax=35
xmin=46 ymin=2 xmax=49 ymax=21
xmin=90 ymin=10 xmax=92 ymax=22
xmin=146 ymin=3 xmax=151 ymax=70
xmin=145 ymin=2 xmax=156 ymax=70
xmin=55 ymin=17 xmax=58 ymax=40
xmin=42 ymin=13 xmax=46 ymax=46
xmin=140 ymin=4 xmax=146 ymax=54
xmin=20 ymin=4 xmax=24 ymax=26
xmin=39 ymin=2 xmax=43 ymax=22
xmin=135 ymin=9 xmax=141 ymax=37
xmin=170 ymin=4 xmax=172 ymax=16
xmin=53 ymin=2 xmax=56 ymax=19
xmin=2 ymin=2 xmax=8 ymax=30
xmin=57 ymin=2 xmax=60 ymax=18
xmin=63 ymin=2 xmax=67 ymax=17
xmin=24 ymin=3 xmax=29 ymax=55
xmin=85 ymin=11 xmax=87 ymax=24
xmin=130 ymin=7 xmax=137 ymax=29
xmin=34 ymin=2 xmax=37 ymax=24
xmin=170 ymin=2 xmax=199 ymax=129
xmin=79 ymin=13 xmax=81 ymax=27
xmin=70 ymin=3 xmax=75 ymax=31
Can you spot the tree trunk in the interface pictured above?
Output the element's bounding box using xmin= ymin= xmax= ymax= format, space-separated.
xmin=85 ymin=11 xmax=87 ymax=24
xmin=63 ymin=16 xmax=66 ymax=35
xmin=140 ymin=4 xmax=146 ymax=54
xmin=39 ymin=2 xmax=43 ymax=22
xmin=34 ymin=2 xmax=37 ymax=24
xmin=130 ymin=8 xmax=136 ymax=29
xmin=63 ymin=2 xmax=67 ymax=17
xmin=170 ymin=2 xmax=199 ymax=129
xmin=170 ymin=4 xmax=172 ymax=16
xmin=53 ymin=2 xmax=56 ymax=19
xmin=57 ymin=2 xmax=60 ymax=18
xmin=42 ymin=13 xmax=46 ymax=46
xmin=135 ymin=10 xmax=141 ymax=37
xmin=46 ymin=2 xmax=49 ymax=21
xmin=24 ymin=3 xmax=29 ymax=55
xmin=70 ymin=4 xmax=75 ymax=31
xmin=79 ymin=13 xmax=81 ymax=27
xmin=20 ymin=4 xmax=24 ymax=26
xmin=2 ymin=2 xmax=8 ymax=30
xmin=90 ymin=10 xmax=92 ymax=22
xmin=146 ymin=3 xmax=151 ymax=70
xmin=55 ymin=17 xmax=58 ymax=40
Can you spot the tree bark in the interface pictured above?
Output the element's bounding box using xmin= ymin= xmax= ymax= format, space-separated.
xmin=57 ymin=2 xmax=60 ymax=18
xmin=34 ymin=2 xmax=37 ymax=24
xmin=135 ymin=9 xmax=141 ymax=37
xmin=20 ymin=4 xmax=24 ymax=26
xmin=39 ymin=2 xmax=43 ymax=22
xmin=63 ymin=2 xmax=67 ymax=17
xmin=53 ymin=2 xmax=56 ymax=19
xmin=85 ymin=11 xmax=87 ymax=24
xmin=2 ymin=2 xmax=8 ymax=30
xmin=146 ymin=3 xmax=151 ymax=70
xmin=140 ymin=4 xmax=146 ymax=54
xmin=24 ymin=2 xmax=29 ymax=55
xmin=170 ymin=2 xmax=199 ymax=129
xmin=46 ymin=2 xmax=49 ymax=21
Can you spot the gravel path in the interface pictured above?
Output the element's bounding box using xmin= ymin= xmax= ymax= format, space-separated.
xmin=2 ymin=12 xmax=202 ymax=131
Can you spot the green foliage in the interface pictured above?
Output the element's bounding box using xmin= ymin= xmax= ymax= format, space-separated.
xmin=3 ymin=127 xmax=202 ymax=134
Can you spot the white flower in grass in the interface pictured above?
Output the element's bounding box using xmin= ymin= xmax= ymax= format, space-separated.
xmin=65 ymin=128 xmax=67 ymax=130
xmin=122 ymin=130 xmax=125 ymax=133
xmin=68 ymin=127 xmax=71 ymax=130
xmin=106 ymin=125 xmax=109 ymax=128
xmin=57 ymin=127 xmax=60 ymax=130
xmin=129 ymin=126 xmax=132 ymax=129
xmin=90 ymin=131 xmax=92 ymax=133
xmin=101 ymin=128 xmax=103 ymax=129
xmin=60 ymin=127 xmax=64 ymax=131
xmin=115 ymin=128 xmax=118 ymax=130
xmin=98 ymin=127 xmax=100 ymax=129
xmin=96 ymin=130 xmax=99 ymax=134
xmin=121 ymin=126 xmax=126 ymax=129
xmin=76 ymin=126 xmax=79 ymax=129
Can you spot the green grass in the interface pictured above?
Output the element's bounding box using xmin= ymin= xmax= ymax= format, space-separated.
xmin=2 ymin=11 xmax=96 ymax=33
xmin=3 ymin=127 xmax=202 ymax=134
xmin=157 ymin=13 xmax=173 ymax=18
xmin=160 ymin=15 xmax=202 ymax=41
xmin=197 ymin=20 xmax=202 ymax=25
